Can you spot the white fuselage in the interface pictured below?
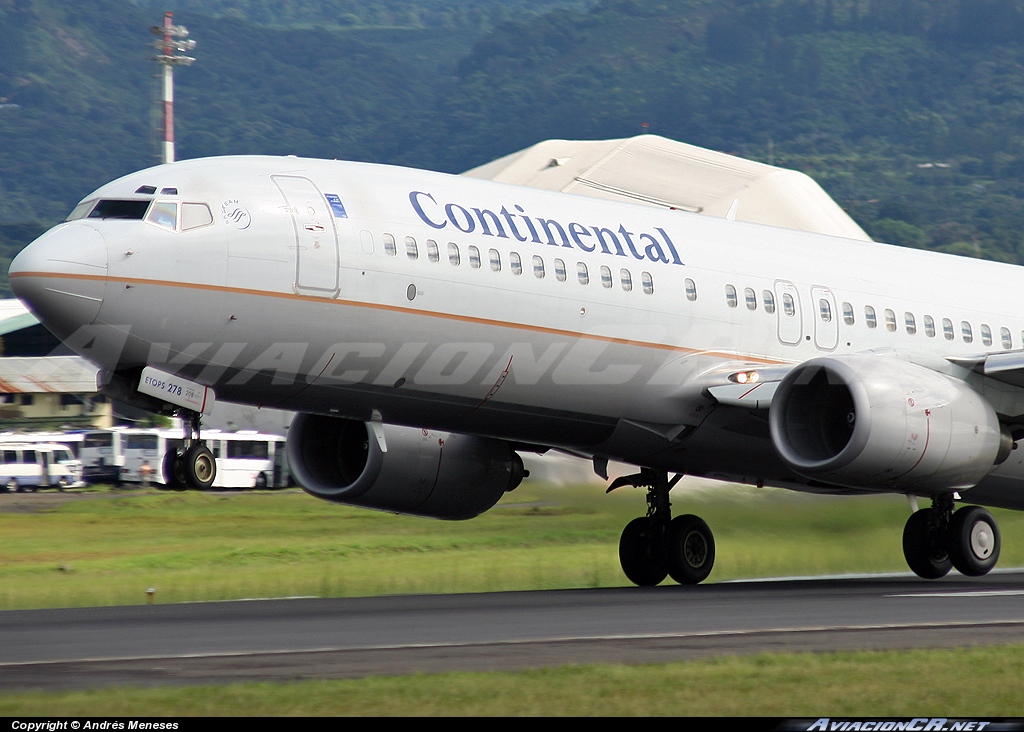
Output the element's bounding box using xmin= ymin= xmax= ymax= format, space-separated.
xmin=12 ymin=156 xmax=1024 ymax=508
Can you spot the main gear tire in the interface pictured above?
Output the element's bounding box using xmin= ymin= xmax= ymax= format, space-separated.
xmin=947 ymin=506 xmax=1000 ymax=577
xmin=902 ymin=508 xmax=952 ymax=579
xmin=619 ymin=517 xmax=667 ymax=587
xmin=665 ymin=514 xmax=715 ymax=585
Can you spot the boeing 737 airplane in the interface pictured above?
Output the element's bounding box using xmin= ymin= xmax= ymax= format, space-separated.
xmin=10 ymin=142 xmax=1024 ymax=586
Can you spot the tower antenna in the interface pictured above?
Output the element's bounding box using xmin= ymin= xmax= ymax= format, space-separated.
xmin=151 ymin=12 xmax=196 ymax=164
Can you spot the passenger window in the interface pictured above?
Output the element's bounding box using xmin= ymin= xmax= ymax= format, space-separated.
xmin=884 ymin=309 xmax=897 ymax=332
xmin=641 ymin=272 xmax=654 ymax=295
xmin=405 ymin=236 xmax=418 ymax=260
xmin=725 ymin=284 xmax=738 ymax=308
xmin=447 ymin=241 xmax=460 ymax=265
xmin=943 ymin=318 xmax=955 ymax=340
xmin=383 ymin=233 xmax=397 ymax=257
xmin=961 ymin=321 xmax=973 ymax=343
xmin=600 ymin=265 xmax=612 ymax=289
xmin=1001 ymin=327 xmax=1012 ymax=349
xmin=865 ymin=306 xmax=877 ymax=329
xmin=842 ymin=302 xmax=854 ymax=325
xmin=904 ymin=312 xmax=916 ymax=335
xmin=763 ymin=291 xmax=776 ymax=314
xmin=554 ymin=258 xmax=567 ymax=282
xmin=685 ymin=278 xmax=698 ymax=301
xmin=981 ymin=324 xmax=992 ymax=346
xmin=577 ymin=262 xmax=589 ymax=285
xmin=924 ymin=315 xmax=935 ymax=338
xmin=181 ymin=203 xmax=214 ymax=231
xmin=819 ymin=299 xmax=832 ymax=323
xmin=146 ymin=201 xmax=178 ymax=231
xmin=533 ymin=255 xmax=545 ymax=278
xmin=489 ymin=248 xmax=501 ymax=272
xmin=783 ymin=293 xmax=796 ymax=317
xmin=621 ymin=269 xmax=633 ymax=292
xmin=510 ymin=251 xmax=523 ymax=275
xmin=468 ymin=246 xmax=481 ymax=269
xmin=426 ymin=239 xmax=440 ymax=263
xmin=745 ymin=288 xmax=757 ymax=310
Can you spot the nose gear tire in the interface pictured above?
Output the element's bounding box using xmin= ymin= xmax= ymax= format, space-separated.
xmin=182 ymin=444 xmax=217 ymax=490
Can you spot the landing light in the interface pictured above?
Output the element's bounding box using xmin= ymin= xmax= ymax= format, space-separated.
xmin=730 ymin=370 xmax=760 ymax=385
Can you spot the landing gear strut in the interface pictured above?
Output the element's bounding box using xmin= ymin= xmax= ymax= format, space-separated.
xmin=612 ymin=468 xmax=715 ymax=586
xmin=903 ymin=494 xmax=1000 ymax=578
xmin=162 ymin=410 xmax=216 ymax=490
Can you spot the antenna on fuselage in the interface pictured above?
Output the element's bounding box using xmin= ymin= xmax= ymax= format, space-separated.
xmin=150 ymin=12 xmax=196 ymax=164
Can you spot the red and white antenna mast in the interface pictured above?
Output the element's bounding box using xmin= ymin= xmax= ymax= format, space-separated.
xmin=151 ymin=12 xmax=196 ymax=164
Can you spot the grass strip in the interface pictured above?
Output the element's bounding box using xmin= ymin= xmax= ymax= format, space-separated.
xmin=1 ymin=645 xmax=1023 ymax=715
xmin=1 ymin=482 xmax=1023 ymax=609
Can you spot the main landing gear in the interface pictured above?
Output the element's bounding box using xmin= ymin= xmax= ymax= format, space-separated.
xmin=163 ymin=410 xmax=217 ymax=490
xmin=611 ymin=468 xmax=715 ymax=586
xmin=902 ymin=493 xmax=1001 ymax=578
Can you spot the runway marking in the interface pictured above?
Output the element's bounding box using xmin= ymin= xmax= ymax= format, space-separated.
xmin=3 ymin=619 xmax=1023 ymax=668
xmin=888 ymin=589 xmax=1024 ymax=598
xmin=724 ymin=567 xmax=1024 ymax=583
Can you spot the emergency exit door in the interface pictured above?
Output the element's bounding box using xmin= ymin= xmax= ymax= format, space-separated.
xmin=810 ymin=286 xmax=839 ymax=351
xmin=774 ymin=280 xmax=802 ymax=345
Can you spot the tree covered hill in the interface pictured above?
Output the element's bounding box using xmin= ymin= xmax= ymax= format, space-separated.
xmin=4 ymin=0 xmax=1024 ymax=290
xmin=126 ymin=0 xmax=594 ymax=31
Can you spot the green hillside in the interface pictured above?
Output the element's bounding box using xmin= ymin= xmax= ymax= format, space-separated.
xmin=127 ymin=0 xmax=594 ymax=30
xmin=4 ymin=0 xmax=1024 ymax=284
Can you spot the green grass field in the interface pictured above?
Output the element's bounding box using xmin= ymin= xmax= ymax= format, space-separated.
xmin=3 ymin=647 xmax=1024 ymax=716
xmin=4 ymin=479 xmax=1023 ymax=609
xmin=2 ymin=479 xmax=1023 ymax=715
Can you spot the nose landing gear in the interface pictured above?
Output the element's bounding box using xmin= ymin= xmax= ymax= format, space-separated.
xmin=612 ymin=468 xmax=716 ymax=586
xmin=162 ymin=410 xmax=217 ymax=490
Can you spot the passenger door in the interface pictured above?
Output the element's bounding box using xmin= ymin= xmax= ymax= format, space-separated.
xmin=273 ymin=175 xmax=340 ymax=297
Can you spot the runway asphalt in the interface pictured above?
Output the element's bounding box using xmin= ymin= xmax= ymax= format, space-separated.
xmin=2 ymin=570 xmax=1024 ymax=690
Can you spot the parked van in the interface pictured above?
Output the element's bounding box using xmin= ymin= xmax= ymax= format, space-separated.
xmin=0 ymin=442 xmax=83 ymax=492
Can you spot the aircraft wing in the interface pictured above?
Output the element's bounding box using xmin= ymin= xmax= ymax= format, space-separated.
xmin=463 ymin=134 xmax=871 ymax=241
xmin=948 ymin=351 xmax=1024 ymax=389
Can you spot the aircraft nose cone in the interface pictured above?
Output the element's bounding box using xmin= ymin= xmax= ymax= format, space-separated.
xmin=9 ymin=223 xmax=108 ymax=341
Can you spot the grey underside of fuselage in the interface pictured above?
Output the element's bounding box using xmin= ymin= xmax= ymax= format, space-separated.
xmin=87 ymin=278 xmax=799 ymax=478
xmin=74 ymin=278 xmax=1024 ymax=510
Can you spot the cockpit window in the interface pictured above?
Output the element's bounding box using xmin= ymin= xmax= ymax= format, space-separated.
xmin=181 ymin=203 xmax=214 ymax=231
xmin=88 ymin=199 xmax=151 ymax=220
xmin=146 ymin=201 xmax=178 ymax=231
xmin=66 ymin=199 xmax=97 ymax=221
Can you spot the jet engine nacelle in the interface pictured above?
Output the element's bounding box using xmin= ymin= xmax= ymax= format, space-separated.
xmin=287 ymin=414 xmax=525 ymax=520
xmin=769 ymin=354 xmax=1010 ymax=493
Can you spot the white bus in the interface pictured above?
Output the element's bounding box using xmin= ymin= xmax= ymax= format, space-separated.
xmin=0 ymin=432 xmax=85 ymax=457
xmin=80 ymin=428 xmax=289 ymax=489
xmin=205 ymin=431 xmax=290 ymax=489
xmin=0 ymin=442 xmax=83 ymax=492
